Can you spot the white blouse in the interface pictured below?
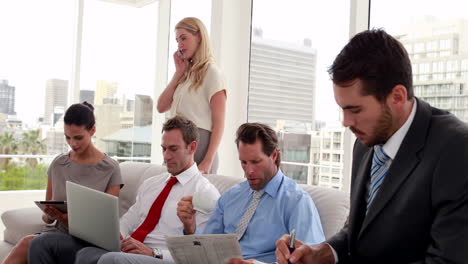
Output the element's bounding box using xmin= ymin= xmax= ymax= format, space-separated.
xmin=169 ymin=63 xmax=226 ymax=131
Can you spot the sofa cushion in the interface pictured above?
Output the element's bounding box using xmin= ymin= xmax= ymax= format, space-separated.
xmin=204 ymin=174 xmax=244 ymax=195
xmin=119 ymin=162 xmax=168 ymax=216
xmin=2 ymin=207 xmax=43 ymax=245
xmin=300 ymin=184 xmax=349 ymax=239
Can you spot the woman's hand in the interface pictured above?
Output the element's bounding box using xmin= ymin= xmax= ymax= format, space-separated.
xmin=198 ymin=159 xmax=213 ymax=174
xmin=44 ymin=206 xmax=68 ymax=228
xmin=173 ymin=50 xmax=187 ymax=76
xmin=41 ymin=213 xmax=54 ymax=224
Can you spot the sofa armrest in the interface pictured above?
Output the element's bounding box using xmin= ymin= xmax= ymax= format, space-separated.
xmin=2 ymin=207 xmax=44 ymax=245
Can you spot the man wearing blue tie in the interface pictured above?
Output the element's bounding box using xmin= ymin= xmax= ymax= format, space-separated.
xmin=276 ymin=29 xmax=468 ymax=264
xmin=177 ymin=123 xmax=325 ymax=263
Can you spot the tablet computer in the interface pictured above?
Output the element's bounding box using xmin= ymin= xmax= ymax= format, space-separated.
xmin=35 ymin=201 xmax=67 ymax=213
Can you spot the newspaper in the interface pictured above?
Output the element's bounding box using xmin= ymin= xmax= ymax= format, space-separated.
xmin=166 ymin=234 xmax=242 ymax=264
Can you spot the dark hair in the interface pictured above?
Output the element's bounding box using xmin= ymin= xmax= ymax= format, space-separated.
xmin=235 ymin=123 xmax=281 ymax=167
xmin=162 ymin=116 xmax=199 ymax=146
xmin=64 ymin=101 xmax=95 ymax=130
xmin=328 ymin=29 xmax=413 ymax=102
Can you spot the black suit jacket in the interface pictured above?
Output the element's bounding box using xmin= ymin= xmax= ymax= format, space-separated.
xmin=327 ymin=98 xmax=468 ymax=264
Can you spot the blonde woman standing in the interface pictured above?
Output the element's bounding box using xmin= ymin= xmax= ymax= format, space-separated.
xmin=157 ymin=17 xmax=226 ymax=174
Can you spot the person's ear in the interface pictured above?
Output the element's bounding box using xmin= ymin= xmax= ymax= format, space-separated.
xmin=387 ymin=84 xmax=408 ymax=108
xmin=271 ymin=148 xmax=278 ymax=164
xmin=89 ymin=125 xmax=96 ymax=137
xmin=189 ymin=141 xmax=197 ymax=154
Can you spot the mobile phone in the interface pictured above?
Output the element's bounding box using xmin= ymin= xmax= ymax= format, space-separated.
xmin=178 ymin=49 xmax=184 ymax=59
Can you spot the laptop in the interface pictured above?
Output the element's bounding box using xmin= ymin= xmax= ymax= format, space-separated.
xmin=66 ymin=181 xmax=120 ymax=252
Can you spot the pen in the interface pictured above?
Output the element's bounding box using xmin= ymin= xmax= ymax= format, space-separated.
xmin=288 ymin=229 xmax=296 ymax=264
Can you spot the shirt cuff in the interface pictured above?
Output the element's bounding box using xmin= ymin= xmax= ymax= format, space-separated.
xmin=325 ymin=243 xmax=338 ymax=263
xmin=183 ymin=227 xmax=200 ymax=235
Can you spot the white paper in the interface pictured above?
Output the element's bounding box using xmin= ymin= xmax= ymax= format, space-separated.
xmin=166 ymin=234 xmax=242 ymax=264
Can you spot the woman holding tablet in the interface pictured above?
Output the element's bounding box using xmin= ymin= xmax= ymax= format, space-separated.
xmin=3 ymin=102 xmax=123 ymax=264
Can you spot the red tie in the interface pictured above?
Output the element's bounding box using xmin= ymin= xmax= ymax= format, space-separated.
xmin=131 ymin=176 xmax=179 ymax=242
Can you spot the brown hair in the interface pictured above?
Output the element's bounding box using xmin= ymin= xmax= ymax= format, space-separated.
xmin=162 ymin=116 xmax=199 ymax=146
xmin=64 ymin=101 xmax=95 ymax=130
xmin=328 ymin=29 xmax=413 ymax=102
xmin=235 ymin=123 xmax=281 ymax=167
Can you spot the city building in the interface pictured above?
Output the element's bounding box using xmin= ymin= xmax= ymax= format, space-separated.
xmin=44 ymin=79 xmax=68 ymax=125
xmin=79 ymin=90 xmax=95 ymax=105
xmin=0 ymin=80 xmax=15 ymax=115
xmin=276 ymin=120 xmax=316 ymax=184
xmin=248 ymin=28 xmax=317 ymax=128
xmin=102 ymin=125 xmax=152 ymax=162
xmin=45 ymin=119 xmax=68 ymax=155
xmin=94 ymin=103 xmax=124 ymax=151
xmin=94 ymin=80 xmax=118 ymax=106
xmin=398 ymin=18 xmax=468 ymax=122
xmin=317 ymin=125 xmax=345 ymax=190
xmin=278 ymin=131 xmax=311 ymax=184
xmin=120 ymin=112 xmax=134 ymax=129
xmin=134 ymin=94 xmax=153 ymax=126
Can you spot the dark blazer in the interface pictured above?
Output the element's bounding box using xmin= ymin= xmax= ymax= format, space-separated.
xmin=328 ymin=98 xmax=468 ymax=264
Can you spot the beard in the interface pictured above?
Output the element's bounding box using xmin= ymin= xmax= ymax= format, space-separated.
xmin=361 ymin=103 xmax=393 ymax=147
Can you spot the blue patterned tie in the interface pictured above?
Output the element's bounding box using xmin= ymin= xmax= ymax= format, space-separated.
xmin=367 ymin=145 xmax=390 ymax=211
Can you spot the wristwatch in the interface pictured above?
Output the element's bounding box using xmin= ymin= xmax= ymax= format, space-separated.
xmin=152 ymin=247 xmax=163 ymax=259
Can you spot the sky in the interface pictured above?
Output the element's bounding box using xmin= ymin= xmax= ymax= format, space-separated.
xmin=1 ymin=0 xmax=468 ymax=126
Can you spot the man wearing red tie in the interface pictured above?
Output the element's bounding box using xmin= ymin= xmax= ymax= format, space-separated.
xmin=28 ymin=116 xmax=220 ymax=264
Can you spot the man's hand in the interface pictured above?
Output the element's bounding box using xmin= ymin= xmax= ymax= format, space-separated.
xmin=121 ymin=236 xmax=153 ymax=256
xmin=177 ymin=196 xmax=197 ymax=234
xmin=275 ymin=235 xmax=335 ymax=264
xmin=44 ymin=206 xmax=68 ymax=227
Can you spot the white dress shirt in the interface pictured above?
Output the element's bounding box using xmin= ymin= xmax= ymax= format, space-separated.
xmin=119 ymin=163 xmax=220 ymax=261
xmin=382 ymin=99 xmax=417 ymax=160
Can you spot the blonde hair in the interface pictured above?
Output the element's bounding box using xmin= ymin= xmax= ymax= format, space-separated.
xmin=175 ymin=17 xmax=214 ymax=91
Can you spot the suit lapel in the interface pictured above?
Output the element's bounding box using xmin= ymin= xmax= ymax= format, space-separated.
xmin=358 ymin=98 xmax=432 ymax=239
xmin=349 ymin=147 xmax=372 ymax=247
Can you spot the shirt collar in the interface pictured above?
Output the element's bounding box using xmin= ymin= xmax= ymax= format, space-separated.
xmin=251 ymin=168 xmax=284 ymax=198
xmin=382 ymin=99 xmax=417 ymax=159
xmin=165 ymin=162 xmax=199 ymax=186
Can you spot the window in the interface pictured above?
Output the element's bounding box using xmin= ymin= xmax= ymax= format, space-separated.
xmin=0 ymin=0 xmax=75 ymax=191
xmin=440 ymin=39 xmax=451 ymax=50
xmin=166 ymin=0 xmax=212 ymax=82
xmin=371 ymin=0 xmax=468 ymax=123
xmin=332 ymin=154 xmax=341 ymax=163
xmin=78 ymin=1 xmax=159 ymax=162
xmin=414 ymin=42 xmax=425 ymax=53
xmin=426 ymin=40 xmax=438 ymax=51
xmin=249 ymin=0 xmax=350 ymax=187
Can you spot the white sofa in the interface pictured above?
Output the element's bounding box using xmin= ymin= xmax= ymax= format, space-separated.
xmin=0 ymin=162 xmax=350 ymax=262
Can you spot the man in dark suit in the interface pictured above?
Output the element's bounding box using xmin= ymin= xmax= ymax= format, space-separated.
xmin=275 ymin=29 xmax=468 ymax=264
